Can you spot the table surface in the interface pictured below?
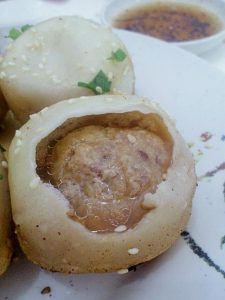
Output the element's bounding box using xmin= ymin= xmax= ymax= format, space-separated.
xmin=1 ymin=0 xmax=225 ymax=73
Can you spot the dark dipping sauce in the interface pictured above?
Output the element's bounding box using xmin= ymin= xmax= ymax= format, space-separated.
xmin=113 ymin=3 xmax=224 ymax=42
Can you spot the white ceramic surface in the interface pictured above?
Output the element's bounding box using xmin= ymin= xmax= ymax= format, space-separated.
xmin=102 ymin=0 xmax=225 ymax=54
xmin=0 ymin=25 xmax=225 ymax=299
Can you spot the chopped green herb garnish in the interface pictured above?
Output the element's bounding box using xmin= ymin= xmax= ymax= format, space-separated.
xmin=7 ymin=28 xmax=22 ymax=40
xmin=0 ymin=174 xmax=3 ymax=180
xmin=21 ymin=24 xmax=32 ymax=32
xmin=108 ymin=48 xmax=127 ymax=62
xmin=78 ymin=70 xmax=111 ymax=95
xmin=0 ymin=144 xmax=6 ymax=152
xmin=6 ymin=24 xmax=32 ymax=40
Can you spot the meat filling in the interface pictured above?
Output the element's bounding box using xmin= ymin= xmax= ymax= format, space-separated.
xmin=43 ymin=125 xmax=171 ymax=232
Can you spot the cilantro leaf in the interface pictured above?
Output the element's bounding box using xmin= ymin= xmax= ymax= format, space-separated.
xmin=78 ymin=70 xmax=111 ymax=95
xmin=6 ymin=24 xmax=32 ymax=40
xmin=0 ymin=174 xmax=3 ymax=180
xmin=21 ymin=24 xmax=32 ymax=32
xmin=7 ymin=28 xmax=22 ymax=40
xmin=108 ymin=48 xmax=127 ymax=62
xmin=0 ymin=144 xmax=6 ymax=152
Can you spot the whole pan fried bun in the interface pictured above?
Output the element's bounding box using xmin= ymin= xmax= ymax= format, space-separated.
xmin=8 ymin=95 xmax=196 ymax=273
xmin=0 ymin=16 xmax=134 ymax=123
xmin=0 ymin=151 xmax=12 ymax=275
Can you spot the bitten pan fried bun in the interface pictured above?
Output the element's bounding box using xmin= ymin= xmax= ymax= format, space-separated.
xmin=8 ymin=95 xmax=196 ymax=273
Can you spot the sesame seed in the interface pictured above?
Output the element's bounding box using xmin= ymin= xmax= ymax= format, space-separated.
xmin=21 ymin=55 xmax=27 ymax=62
xmin=90 ymin=68 xmax=96 ymax=74
xmin=9 ymin=74 xmax=17 ymax=79
xmin=29 ymin=177 xmax=40 ymax=189
xmin=16 ymin=139 xmax=22 ymax=147
xmin=0 ymin=72 xmax=6 ymax=79
xmin=123 ymin=67 xmax=129 ymax=76
xmin=32 ymin=72 xmax=38 ymax=77
xmin=162 ymin=173 xmax=166 ymax=180
xmin=127 ymin=134 xmax=136 ymax=143
xmin=77 ymin=63 xmax=83 ymax=68
xmin=31 ymin=28 xmax=37 ymax=33
xmin=34 ymin=41 xmax=41 ymax=48
xmin=30 ymin=113 xmax=38 ymax=119
xmin=42 ymin=57 xmax=47 ymax=63
xmin=38 ymin=63 xmax=44 ymax=69
xmin=22 ymin=66 xmax=30 ymax=72
xmin=106 ymin=97 xmax=113 ymax=103
xmin=95 ymin=86 xmax=103 ymax=94
xmin=14 ymin=148 xmax=20 ymax=155
xmin=108 ymin=72 xmax=113 ymax=80
xmin=1 ymin=62 xmax=7 ymax=68
xmin=15 ymin=130 xmax=21 ymax=137
xmin=68 ymin=99 xmax=75 ymax=104
xmin=1 ymin=161 xmax=8 ymax=169
xmin=46 ymin=70 xmax=52 ymax=75
xmin=112 ymin=42 xmax=117 ymax=47
xmin=40 ymin=107 xmax=49 ymax=114
xmin=0 ymin=56 xmax=3 ymax=63
xmin=114 ymin=225 xmax=127 ymax=232
xmin=8 ymin=61 xmax=16 ymax=66
xmin=51 ymin=76 xmax=61 ymax=84
xmin=128 ymin=248 xmax=139 ymax=255
xmin=117 ymin=269 xmax=128 ymax=274
xmin=112 ymin=88 xmax=123 ymax=95
xmin=36 ymin=128 xmax=43 ymax=133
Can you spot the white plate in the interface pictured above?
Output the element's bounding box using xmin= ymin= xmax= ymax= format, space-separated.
xmin=1 ymin=27 xmax=225 ymax=300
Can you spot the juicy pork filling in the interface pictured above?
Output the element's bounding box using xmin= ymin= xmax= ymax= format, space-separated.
xmin=36 ymin=112 xmax=173 ymax=233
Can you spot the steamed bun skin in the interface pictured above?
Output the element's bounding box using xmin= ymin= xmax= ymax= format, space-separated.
xmin=0 ymin=151 xmax=12 ymax=275
xmin=8 ymin=95 xmax=196 ymax=273
xmin=0 ymin=16 xmax=134 ymax=123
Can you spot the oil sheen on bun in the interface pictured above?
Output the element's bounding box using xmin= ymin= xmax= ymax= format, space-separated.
xmin=8 ymin=95 xmax=196 ymax=273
